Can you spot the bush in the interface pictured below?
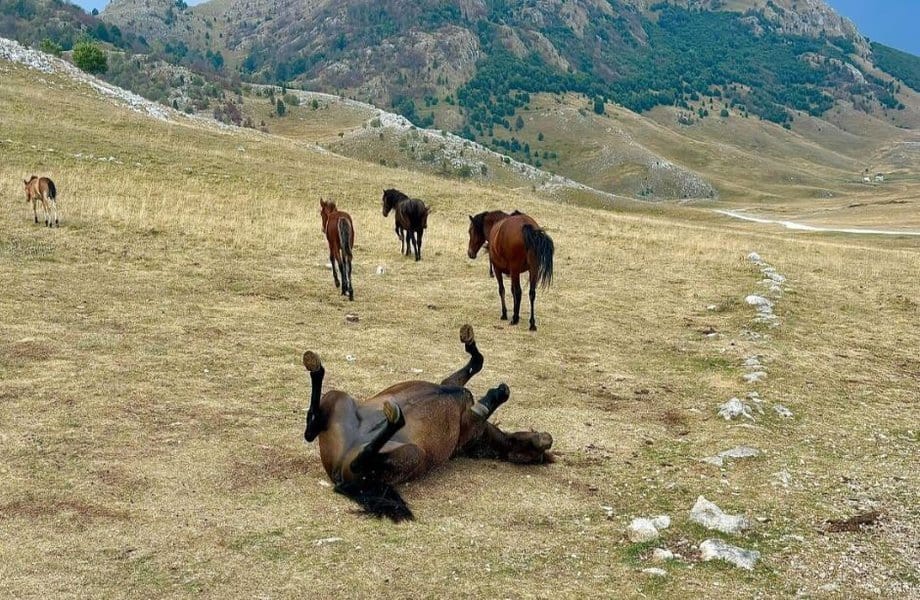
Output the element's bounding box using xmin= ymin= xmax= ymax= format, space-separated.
xmin=38 ymin=38 xmax=63 ymax=57
xmin=275 ymin=98 xmax=286 ymax=117
xmin=73 ymin=40 xmax=107 ymax=74
xmin=282 ymin=93 xmax=300 ymax=107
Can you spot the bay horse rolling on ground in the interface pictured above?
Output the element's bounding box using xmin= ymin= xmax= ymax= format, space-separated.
xmin=468 ymin=211 xmax=554 ymax=331
xmin=319 ymin=199 xmax=355 ymax=301
xmin=23 ymin=176 xmax=59 ymax=227
xmin=302 ymin=324 xmax=553 ymax=521
xmin=381 ymin=188 xmax=429 ymax=261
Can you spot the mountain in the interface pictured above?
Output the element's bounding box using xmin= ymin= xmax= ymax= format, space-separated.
xmin=93 ymin=0 xmax=919 ymax=201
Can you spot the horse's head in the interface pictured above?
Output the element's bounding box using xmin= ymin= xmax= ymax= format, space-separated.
xmin=23 ymin=176 xmax=36 ymax=200
xmin=381 ymin=190 xmax=394 ymax=217
xmin=503 ymin=431 xmax=554 ymax=464
xmin=319 ymin=199 xmax=336 ymax=231
xmin=467 ymin=212 xmax=488 ymax=259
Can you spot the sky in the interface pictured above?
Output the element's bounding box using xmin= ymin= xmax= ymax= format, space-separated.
xmin=70 ymin=0 xmax=919 ymax=56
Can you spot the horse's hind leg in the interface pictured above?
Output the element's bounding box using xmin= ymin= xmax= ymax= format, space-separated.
xmin=330 ymin=252 xmax=340 ymax=289
xmin=414 ymin=228 xmax=423 ymax=261
xmin=349 ymin=402 xmax=407 ymax=475
xmin=337 ymin=256 xmax=349 ymax=297
xmin=460 ymin=421 xmax=553 ymax=464
xmin=345 ymin=256 xmax=354 ymax=301
xmin=528 ymin=269 xmax=538 ymax=331
xmin=440 ymin=324 xmax=484 ymax=387
xmin=31 ymin=198 xmax=39 ymax=224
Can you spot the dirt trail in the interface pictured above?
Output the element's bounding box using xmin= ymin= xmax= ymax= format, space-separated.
xmin=715 ymin=209 xmax=920 ymax=236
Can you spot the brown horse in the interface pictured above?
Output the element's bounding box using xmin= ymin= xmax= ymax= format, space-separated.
xmin=302 ymin=324 xmax=553 ymax=521
xmin=468 ymin=211 xmax=554 ymax=331
xmin=382 ymin=188 xmax=429 ymax=261
xmin=319 ymin=199 xmax=355 ymax=301
xmin=23 ymin=175 xmax=58 ymax=227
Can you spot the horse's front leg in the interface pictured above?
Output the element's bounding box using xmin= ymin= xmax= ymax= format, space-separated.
xmin=495 ymin=270 xmax=508 ymax=321
xmin=454 ymin=384 xmax=510 ymax=450
xmin=510 ymin=273 xmax=523 ymax=326
xmin=440 ymin=324 xmax=483 ymax=387
xmin=31 ymin=198 xmax=38 ymax=224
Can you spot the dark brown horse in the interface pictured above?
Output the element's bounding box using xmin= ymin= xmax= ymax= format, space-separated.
xmin=302 ymin=324 xmax=553 ymax=521
xmin=319 ymin=199 xmax=355 ymax=301
xmin=382 ymin=188 xmax=429 ymax=261
xmin=468 ymin=211 xmax=554 ymax=331
xmin=23 ymin=175 xmax=58 ymax=227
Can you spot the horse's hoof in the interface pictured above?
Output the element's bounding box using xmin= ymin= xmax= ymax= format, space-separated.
xmin=495 ymin=383 xmax=510 ymax=403
xmin=529 ymin=324 xmax=537 ymax=332
xmin=459 ymin=324 xmax=474 ymax=344
xmin=510 ymin=318 xmax=519 ymax=326
xmin=302 ymin=351 xmax=323 ymax=373
xmin=383 ymin=401 xmax=405 ymax=428
xmin=500 ymin=314 xmax=508 ymax=321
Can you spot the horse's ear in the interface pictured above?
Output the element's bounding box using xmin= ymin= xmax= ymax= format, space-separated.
xmin=468 ymin=215 xmax=473 ymax=222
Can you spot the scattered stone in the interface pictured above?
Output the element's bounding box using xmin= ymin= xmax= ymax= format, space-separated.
xmin=345 ymin=354 xmax=356 ymax=363
xmin=747 ymin=252 xmax=763 ymax=265
xmin=744 ymin=355 xmax=764 ymax=369
xmin=706 ymin=304 xmax=717 ymax=311
xmin=699 ymin=539 xmax=760 ymax=570
xmin=375 ymin=265 xmax=387 ymax=275
xmin=773 ymin=404 xmax=794 ymax=418
xmin=313 ymin=537 xmax=343 ymax=546
xmin=743 ymin=371 xmax=767 ymax=384
xmin=773 ymin=470 xmax=792 ymax=487
xmin=642 ymin=567 xmax=668 ymax=577
xmin=627 ymin=518 xmax=661 ymax=543
xmin=718 ymin=398 xmax=754 ymax=421
xmin=745 ymin=295 xmax=773 ymax=310
xmin=651 ymin=548 xmax=675 ymax=562
xmin=689 ymin=496 xmax=751 ymax=534
xmin=344 ymin=313 xmax=359 ymax=323
xmin=702 ymin=446 xmax=762 ymax=467
xmin=651 ymin=515 xmax=671 ymax=530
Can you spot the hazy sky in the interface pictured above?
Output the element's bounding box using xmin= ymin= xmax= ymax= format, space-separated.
xmin=72 ymin=0 xmax=918 ymax=56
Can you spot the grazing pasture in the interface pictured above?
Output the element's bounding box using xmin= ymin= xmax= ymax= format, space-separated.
xmin=0 ymin=63 xmax=918 ymax=598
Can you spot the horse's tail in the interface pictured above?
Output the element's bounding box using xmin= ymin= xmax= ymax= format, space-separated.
xmin=334 ymin=479 xmax=414 ymax=523
xmin=337 ymin=218 xmax=353 ymax=259
xmin=522 ymin=224 xmax=554 ymax=288
xmin=46 ymin=179 xmax=56 ymax=200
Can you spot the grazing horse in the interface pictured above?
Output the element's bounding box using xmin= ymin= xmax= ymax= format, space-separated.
xmin=23 ymin=176 xmax=59 ymax=227
xmin=319 ymin=199 xmax=355 ymax=301
xmin=468 ymin=211 xmax=554 ymax=331
xmin=381 ymin=188 xmax=429 ymax=261
xmin=302 ymin=324 xmax=553 ymax=522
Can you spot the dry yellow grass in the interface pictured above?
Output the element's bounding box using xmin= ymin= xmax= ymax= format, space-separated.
xmin=1 ymin=63 xmax=918 ymax=599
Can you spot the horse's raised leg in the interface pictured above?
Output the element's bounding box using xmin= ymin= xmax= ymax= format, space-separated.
xmin=440 ymin=324 xmax=484 ymax=387
xmin=330 ymin=253 xmax=341 ymax=289
xmin=510 ymin=273 xmax=523 ymax=326
xmin=454 ymin=384 xmax=511 ymax=449
xmin=349 ymin=402 xmax=407 ymax=475
xmin=495 ymin=271 xmax=508 ymax=320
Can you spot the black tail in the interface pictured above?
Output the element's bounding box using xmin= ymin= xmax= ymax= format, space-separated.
xmin=522 ymin=224 xmax=554 ymax=288
xmin=47 ymin=179 xmax=57 ymax=200
xmin=337 ymin=219 xmax=353 ymax=259
xmin=334 ymin=479 xmax=414 ymax=523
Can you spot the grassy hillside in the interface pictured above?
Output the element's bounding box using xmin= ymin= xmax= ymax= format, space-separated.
xmin=2 ymin=58 xmax=919 ymax=599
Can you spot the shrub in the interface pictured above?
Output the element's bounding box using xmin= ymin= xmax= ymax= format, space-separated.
xmin=38 ymin=38 xmax=62 ymax=57
xmin=73 ymin=40 xmax=107 ymax=74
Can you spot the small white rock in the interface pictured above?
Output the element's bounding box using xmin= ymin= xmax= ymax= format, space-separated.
xmin=699 ymin=539 xmax=760 ymax=570
xmin=773 ymin=404 xmax=794 ymax=418
xmin=689 ymin=496 xmax=751 ymax=534
xmin=651 ymin=548 xmax=674 ymax=562
xmin=627 ymin=518 xmax=660 ymax=543
xmin=651 ymin=515 xmax=671 ymax=530
xmin=718 ymin=398 xmax=754 ymax=421
xmin=642 ymin=567 xmax=667 ymax=577
xmin=743 ymin=371 xmax=767 ymax=384
xmin=375 ymin=265 xmax=387 ymax=275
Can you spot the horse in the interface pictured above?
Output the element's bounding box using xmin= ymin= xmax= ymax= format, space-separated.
xmin=302 ymin=324 xmax=553 ymax=521
xmin=319 ymin=199 xmax=355 ymax=301
xmin=381 ymin=188 xmax=429 ymax=261
xmin=23 ymin=176 xmax=59 ymax=227
xmin=468 ymin=210 xmax=554 ymax=331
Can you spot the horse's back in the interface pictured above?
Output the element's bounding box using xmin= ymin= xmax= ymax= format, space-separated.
xmin=365 ymin=380 xmax=471 ymax=463
xmin=397 ymin=198 xmax=428 ymax=229
xmin=490 ymin=214 xmax=539 ymax=270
